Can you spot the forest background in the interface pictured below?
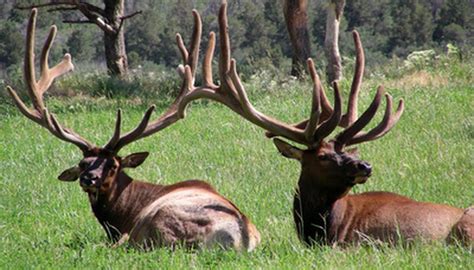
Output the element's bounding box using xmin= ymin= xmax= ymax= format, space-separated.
xmin=1 ymin=0 xmax=473 ymax=83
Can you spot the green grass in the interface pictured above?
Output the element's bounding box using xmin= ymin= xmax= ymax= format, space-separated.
xmin=0 ymin=65 xmax=473 ymax=269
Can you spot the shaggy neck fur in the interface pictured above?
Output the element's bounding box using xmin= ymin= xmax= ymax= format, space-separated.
xmin=89 ymin=171 xmax=164 ymax=241
xmin=293 ymin=169 xmax=350 ymax=245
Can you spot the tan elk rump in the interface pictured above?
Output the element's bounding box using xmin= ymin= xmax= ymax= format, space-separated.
xmin=175 ymin=2 xmax=473 ymax=247
xmin=6 ymin=8 xmax=260 ymax=251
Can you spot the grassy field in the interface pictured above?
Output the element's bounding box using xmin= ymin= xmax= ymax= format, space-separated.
xmin=0 ymin=62 xmax=473 ymax=269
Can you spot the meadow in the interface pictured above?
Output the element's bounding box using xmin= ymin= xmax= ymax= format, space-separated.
xmin=0 ymin=57 xmax=473 ymax=269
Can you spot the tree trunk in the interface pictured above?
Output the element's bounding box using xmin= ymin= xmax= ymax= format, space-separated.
xmin=103 ymin=0 xmax=128 ymax=77
xmin=284 ymin=0 xmax=311 ymax=78
xmin=324 ymin=0 xmax=345 ymax=83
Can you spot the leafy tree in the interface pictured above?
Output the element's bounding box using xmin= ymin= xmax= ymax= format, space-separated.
xmin=386 ymin=0 xmax=434 ymax=56
xmin=0 ymin=21 xmax=23 ymax=67
xmin=433 ymin=0 xmax=474 ymax=47
xmin=442 ymin=23 xmax=466 ymax=44
xmin=67 ymin=29 xmax=96 ymax=62
xmin=125 ymin=7 xmax=163 ymax=64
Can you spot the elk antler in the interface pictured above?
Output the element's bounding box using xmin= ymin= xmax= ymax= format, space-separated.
xmin=7 ymin=9 xmax=202 ymax=155
xmin=102 ymin=10 xmax=203 ymax=153
xmin=6 ymin=8 xmax=92 ymax=152
xmin=174 ymin=3 xmax=404 ymax=150
xmin=175 ymin=3 xmax=341 ymax=146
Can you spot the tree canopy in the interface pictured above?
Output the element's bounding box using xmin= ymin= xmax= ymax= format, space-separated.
xmin=1 ymin=0 xmax=473 ymax=77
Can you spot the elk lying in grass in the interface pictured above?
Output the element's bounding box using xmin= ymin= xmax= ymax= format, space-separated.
xmin=176 ymin=3 xmax=474 ymax=247
xmin=6 ymin=9 xmax=260 ymax=251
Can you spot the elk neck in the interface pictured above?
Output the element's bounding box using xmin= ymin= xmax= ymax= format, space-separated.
xmin=293 ymin=164 xmax=351 ymax=245
xmin=89 ymin=171 xmax=164 ymax=241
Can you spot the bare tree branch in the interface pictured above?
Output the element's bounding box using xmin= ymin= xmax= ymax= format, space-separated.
xmin=63 ymin=19 xmax=95 ymax=24
xmin=47 ymin=6 xmax=78 ymax=12
xmin=91 ymin=17 xmax=116 ymax=34
xmin=121 ymin=10 xmax=142 ymax=21
xmin=16 ymin=0 xmax=130 ymax=76
xmin=118 ymin=10 xmax=142 ymax=31
xmin=16 ymin=1 xmax=75 ymax=10
xmin=16 ymin=1 xmax=114 ymax=34
xmin=76 ymin=4 xmax=116 ymax=34
xmin=80 ymin=2 xmax=106 ymax=17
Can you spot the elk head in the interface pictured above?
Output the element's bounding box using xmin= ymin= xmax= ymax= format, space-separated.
xmin=267 ymin=54 xmax=403 ymax=192
xmin=6 ymin=8 xmax=202 ymax=200
xmin=58 ymin=148 xmax=149 ymax=201
xmin=273 ymin=139 xmax=371 ymax=190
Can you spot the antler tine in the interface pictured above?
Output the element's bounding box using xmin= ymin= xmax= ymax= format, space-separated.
xmin=347 ymin=94 xmax=404 ymax=146
xmin=335 ymin=86 xmax=384 ymax=149
xmin=218 ymin=2 xmax=231 ymax=86
xmin=313 ymin=81 xmax=343 ymax=143
xmin=24 ymin=8 xmax=41 ymax=111
xmin=304 ymin=59 xmax=321 ymax=141
xmin=38 ymin=24 xmax=74 ymax=95
xmin=176 ymin=34 xmax=188 ymax=70
xmin=176 ymin=9 xmax=202 ymax=79
xmin=203 ymin=32 xmax=217 ymax=87
xmin=103 ymin=109 xmax=122 ymax=150
xmin=6 ymin=85 xmax=41 ymax=122
xmin=188 ymin=10 xmax=202 ymax=78
xmin=112 ymin=106 xmax=156 ymax=152
xmin=340 ymin=30 xmax=364 ymax=127
xmin=318 ymin=78 xmax=334 ymax=122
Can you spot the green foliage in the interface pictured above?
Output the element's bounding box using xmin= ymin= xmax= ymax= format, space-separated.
xmin=0 ymin=0 xmax=474 ymax=89
xmin=403 ymin=49 xmax=436 ymax=70
xmin=67 ymin=30 xmax=97 ymax=62
xmin=387 ymin=0 xmax=433 ymax=55
xmin=0 ymin=21 xmax=23 ymax=67
xmin=442 ymin=23 xmax=467 ymax=44
xmin=433 ymin=0 xmax=474 ymax=48
xmin=56 ymin=66 xmax=181 ymax=103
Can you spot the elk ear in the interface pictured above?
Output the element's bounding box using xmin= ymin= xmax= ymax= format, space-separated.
xmin=58 ymin=166 xmax=81 ymax=182
xmin=122 ymin=152 xmax=149 ymax=168
xmin=273 ymin=138 xmax=303 ymax=161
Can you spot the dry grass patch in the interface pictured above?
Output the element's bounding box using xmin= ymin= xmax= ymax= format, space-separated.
xmin=385 ymin=70 xmax=449 ymax=90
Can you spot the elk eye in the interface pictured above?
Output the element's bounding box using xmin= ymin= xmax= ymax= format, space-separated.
xmin=79 ymin=161 xmax=88 ymax=169
xmin=318 ymin=154 xmax=330 ymax=161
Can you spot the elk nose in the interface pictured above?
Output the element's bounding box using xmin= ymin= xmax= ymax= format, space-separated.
xmin=357 ymin=162 xmax=372 ymax=175
xmin=80 ymin=174 xmax=98 ymax=186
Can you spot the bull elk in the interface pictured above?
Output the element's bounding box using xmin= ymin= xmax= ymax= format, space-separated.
xmin=6 ymin=8 xmax=260 ymax=251
xmin=176 ymin=3 xmax=474 ymax=246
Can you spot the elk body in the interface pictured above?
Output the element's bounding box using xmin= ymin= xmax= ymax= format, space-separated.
xmin=6 ymin=9 xmax=260 ymax=251
xmin=176 ymin=3 xmax=474 ymax=247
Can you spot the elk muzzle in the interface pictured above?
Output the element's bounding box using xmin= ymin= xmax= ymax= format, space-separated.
xmin=80 ymin=172 xmax=100 ymax=192
xmin=346 ymin=159 xmax=372 ymax=184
